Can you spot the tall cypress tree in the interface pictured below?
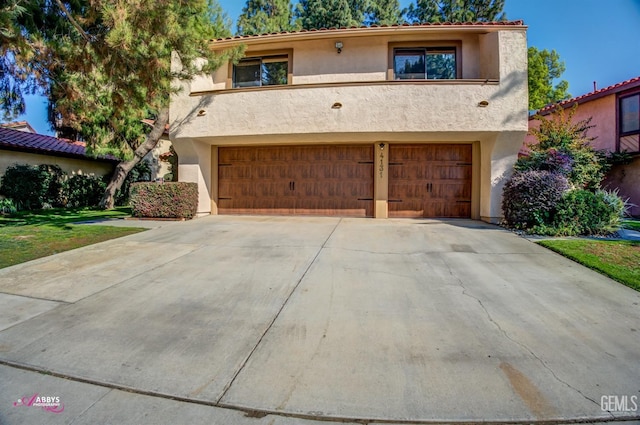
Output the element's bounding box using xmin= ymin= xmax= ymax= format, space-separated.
xmin=237 ymin=0 xmax=296 ymax=35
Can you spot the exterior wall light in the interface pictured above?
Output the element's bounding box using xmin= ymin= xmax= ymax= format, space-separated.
xmin=379 ymin=143 xmax=385 ymax=150
xmin=477 ymin=100 xmax=489 ymax=107
xmin=335 ymin=41 xmax=343 ymax=54
xmin=197 ymin=109 xmax=207 ymax=116
xmin=331 ymin=102 xmax=343 ymax=109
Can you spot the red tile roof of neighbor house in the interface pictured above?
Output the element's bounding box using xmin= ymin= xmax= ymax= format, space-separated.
xmin=0 ymin=121 xmax=37 ymax=133
xmin=534 ymin=76 xmax=640 ymax=117
xmin=213 ymin=20 xmax=526 ymax=42
xmin=0 ymin=126 xmax=119 ymax=162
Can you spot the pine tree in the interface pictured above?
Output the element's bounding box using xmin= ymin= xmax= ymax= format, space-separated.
xmin=0 ymin=0 xmax=28 ymax=120
xmin=4 ymin=0 xmax=237 ymax=208
xmin=296 ymin=0 xmax=364 ymax=29
xmin=367 ymin=0 xmax=403 ymax=25
xmin=405 ymin=0 xmax=505 ymax=23
xmin=237 ymin=0 xmax=296 ymax=35
xmin=404 ymin=0 xmax=439 ymax=23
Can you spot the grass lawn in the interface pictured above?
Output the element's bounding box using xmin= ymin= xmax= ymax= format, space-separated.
xmin=537 ymin=239 xmax=640 ymax=291
xmin=0 ymin=207 xmax=146 ymax=269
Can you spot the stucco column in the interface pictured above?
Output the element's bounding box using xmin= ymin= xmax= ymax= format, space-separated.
xmin=374 ymin=142 xmax=389 ymax=218
xmin=480 ymin=132 xmax=525 ymax=223
xmin=172 ymin=138 xmax=212 ymax=217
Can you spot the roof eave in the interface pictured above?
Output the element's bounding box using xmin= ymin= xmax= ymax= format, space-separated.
xmin=211 ymin=23 xmax=527 ymax=49
xmin=0 ymin=144 xmax=120 ymax=164
xmin=533 ymin=77 xmax=640 ymax=117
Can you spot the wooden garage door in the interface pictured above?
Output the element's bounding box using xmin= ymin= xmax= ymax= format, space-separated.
xmin=218 ymin=145 xmax=374 ymax=217
xmin=388 ymin=144 xmax=472 ymax=218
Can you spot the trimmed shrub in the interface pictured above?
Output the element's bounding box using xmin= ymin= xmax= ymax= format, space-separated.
xmin=0 ymin=164 xmax=64 ymax=210
xmin=550 ymin=189 xmax=627 ymax=235
xmin=130 ymin=182 xmax=198 ymax=219
xmin=62 ymin=174 xmax=107 ymax=207
xmin=502 ymin=170 xmax=569 ymax=229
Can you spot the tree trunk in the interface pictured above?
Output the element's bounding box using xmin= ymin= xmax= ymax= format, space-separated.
xmin=99 ymin=107 xmax=170 ymax=209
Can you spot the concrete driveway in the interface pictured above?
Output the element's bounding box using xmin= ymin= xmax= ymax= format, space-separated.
xmin=0 ymin=216 xmax=639 ymax=424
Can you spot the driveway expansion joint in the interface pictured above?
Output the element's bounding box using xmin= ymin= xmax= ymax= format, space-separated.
xmin=216 ymin=218 xmax=344 ymax=404
xmin=69 ymin=243 xmax=208 ymax=304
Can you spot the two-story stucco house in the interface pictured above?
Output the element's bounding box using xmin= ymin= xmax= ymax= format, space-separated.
xmin=170 ymin=21 xmax=528 ymax=222
xmin=525 ymin=76 xmax=640 ymax=216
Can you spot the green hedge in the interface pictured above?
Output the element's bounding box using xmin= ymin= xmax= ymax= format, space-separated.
xmin=130 ymin=182 xmax=198 ymax=219
xmin=0 ymin=164 xmax=64 ymax=210
xmin=62 ymin=174 xmax=107 ymax=207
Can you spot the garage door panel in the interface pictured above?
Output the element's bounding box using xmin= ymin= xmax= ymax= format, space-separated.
xmin=389 ymin=144 xmax=472 ymax=218
xmin=218 ymin=146 xmax=373 ymax=217
xmin=218 ymin=198 xmax=295 ymax=215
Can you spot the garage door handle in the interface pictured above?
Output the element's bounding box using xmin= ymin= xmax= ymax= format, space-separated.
xmin=426 ymin=183 xmax=433 ymax=193
xmin=289 ymin=181 xmax=295 ymax=191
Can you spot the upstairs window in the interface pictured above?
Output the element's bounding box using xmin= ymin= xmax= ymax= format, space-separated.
xmin=393 ymin=47 xmax=457 ymax=80
xmin=233 ymin=55 xmax=289 ymax=88
xmin=619 ymin=93 xmax=640 ymax=153
xmin=621 ymin=94 xmax=640 ymax=134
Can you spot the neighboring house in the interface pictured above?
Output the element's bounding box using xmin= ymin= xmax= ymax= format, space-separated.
xmin=0 ymin=125 xmax=118 ymax=178
xmin=525 ymin=76 xmax=640 ymax=216
xmin=1 ymin=121 xmax=37 ymax=133
xmin=170 ymin=22 xmax=529 ymax=221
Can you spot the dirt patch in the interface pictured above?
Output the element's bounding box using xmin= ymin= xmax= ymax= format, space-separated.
xmin=583 ymin=242 xmax=640 ymax=269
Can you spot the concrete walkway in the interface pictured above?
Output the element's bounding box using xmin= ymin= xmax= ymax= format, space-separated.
xmin=0 ymin=216 xmax=639 ymax=424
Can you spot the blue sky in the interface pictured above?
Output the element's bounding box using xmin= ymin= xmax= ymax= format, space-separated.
xmin=9 ymin=0 xmax=640 ymax=135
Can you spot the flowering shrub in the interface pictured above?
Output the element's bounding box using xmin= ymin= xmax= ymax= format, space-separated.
xmin=504 ymin=105 xmax=625 ymax=235
xmin=502 ymin=170 xmax=569 ymax=229
xmin=130 ymin=182 xmax=198 ymax=219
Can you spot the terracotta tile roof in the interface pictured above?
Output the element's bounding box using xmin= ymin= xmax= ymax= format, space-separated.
xmin=0 ymin=127 xmax=119 ymax=162
xmin=214 ymin=20 xmax=526 ymax=42
xmin=141 ymin=119 xmax=170 ymax=134
xmin=535 ymin=76 xmax=640 ymax=116
xmin=0 ymin=121 xmax=37 ymax=133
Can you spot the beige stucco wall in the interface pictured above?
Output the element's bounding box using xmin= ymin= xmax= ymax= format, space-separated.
xmin=143 ymin=138 xmax=174 ymax=181
xmin=174 ymin=138 xmax=212 ymax=216
xmin=0 ymin=150 xmax=115 ymax=179
xmin=171 ymin=27 xmax=528 ymax=221
xmin=194 ymin=31 xmax=498 ymax=93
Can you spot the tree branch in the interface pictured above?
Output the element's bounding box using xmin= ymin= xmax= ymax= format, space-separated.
xmin=53 ymin=0 xmax=91 ymax=42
